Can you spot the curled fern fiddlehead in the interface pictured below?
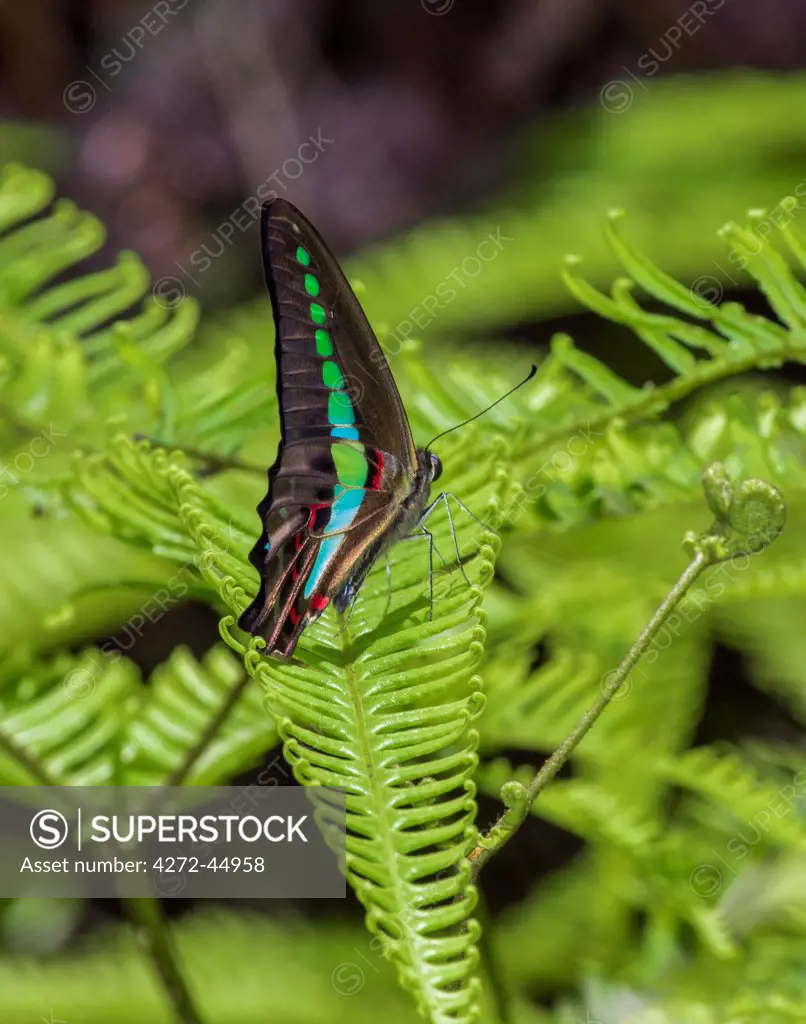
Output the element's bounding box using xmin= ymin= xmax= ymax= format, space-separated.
xmin=699 ymin=461 xmax=787 ymax=556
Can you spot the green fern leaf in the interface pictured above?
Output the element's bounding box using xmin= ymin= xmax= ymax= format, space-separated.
xmin=0 ymin=648 xmax=137 ymax=785
xmin=658 ymin=746 xmax=806 ymax=849
xmin=121 ymin=644 xmax=275 ymax=786
xmin=0 ymin=644 xmax=272 ymax=788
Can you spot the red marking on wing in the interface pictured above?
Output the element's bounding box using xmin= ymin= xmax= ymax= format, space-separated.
xmin=309 ymin=594 xmax=330 ymax=612
xmin=307 ymin=503 xmax=331 ymax=532
xmin=290 ymin=530 xmax=303 ymax=582
xmin=239 ymin=518 xmax=315 ymax=656
xmin=370 ymin=450 xmax=385 ymax=491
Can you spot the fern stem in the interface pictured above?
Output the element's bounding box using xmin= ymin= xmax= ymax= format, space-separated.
xmin=524 ymin=339 xmax=806 ymax=474
xmin=476 ymin=891 xmax=512 ymax=1024
xmin=162 ymin=671 xmax=253 ymax=787
xmin=471 ymin=462 xmax=785 ymax=876
xmin=470 ymin=551 xmax=708 ymax=876
xmin=0 ymin=738 xmax=204 ymax=1022
xmin=122 ymin=897 xmax=205 ymax=1024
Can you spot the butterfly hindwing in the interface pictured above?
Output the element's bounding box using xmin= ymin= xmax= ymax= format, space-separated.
xmin=240 ymin=441 xmax=406 ymax=654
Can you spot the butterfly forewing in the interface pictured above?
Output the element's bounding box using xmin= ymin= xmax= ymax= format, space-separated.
xmin=239 ymin=200 xmax=420 ymax=657
xmin=262 ymin=200 xmax=416 ymax=463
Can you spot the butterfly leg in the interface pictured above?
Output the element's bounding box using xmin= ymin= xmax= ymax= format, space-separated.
xmin=422 ymin=525 xmax=435 ymax=620
xmin=397 ymin=530 xmax=451 ymax=571
xmin=419 ymin=492 xmax=473 ymax=586
xmin=442 ymin=492 xmax=472 ymax=587
xmin=399 ymin=527 xmax=452 ymax=620
xmin=335 ymin=593 xmax=361 ymax=639
xmin=420 ymin=491 xmax=499 ymax=589
xmin=393 ymin=530 xmax=453 ymax=621
xmin=443 ymin=492 xmax=499 ymax=538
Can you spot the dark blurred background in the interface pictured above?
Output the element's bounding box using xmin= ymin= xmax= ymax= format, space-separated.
xmin=3 ymin=0 xmax=806 ymax=309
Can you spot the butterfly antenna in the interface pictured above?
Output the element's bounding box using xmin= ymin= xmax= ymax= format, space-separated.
xmin=424 ymin=365 xmax=537 ymax=451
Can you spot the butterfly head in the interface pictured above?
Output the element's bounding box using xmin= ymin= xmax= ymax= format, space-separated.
xmin=414 ymin=448 xmax=443 ymax=507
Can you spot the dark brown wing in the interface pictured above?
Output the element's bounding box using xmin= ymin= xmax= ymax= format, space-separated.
xmin=239 ymin=441 xmax=406 ymax=657
xmin=263 ymin=198 xmax=417 ymax=465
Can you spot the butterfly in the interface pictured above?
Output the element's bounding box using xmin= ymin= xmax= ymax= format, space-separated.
xmin=238 ymin=199 xmax=503 ymax=658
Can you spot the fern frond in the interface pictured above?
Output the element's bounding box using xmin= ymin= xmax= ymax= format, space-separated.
xmin=482 ymin=613 xmax=710 ymax=791
xmin=46 ymin=424 xmax=510 ymax=1022
xmin=227 ymin=445 xmax=507 ymax=1023
xmin=0 ymin=164 xmax=198 ymax=440
xmin=0 ymin=643 xmax=271 ymax=788
xmin=491 ymin=389 xmax=806 ymax=654
xmin=368 ymin=204 xmax=806 ymax=490
xmin=479 ymin=646 xmax=599 ymax=756
xmin=0 ymin=507 xmax=173 ymax=658
xmin=657 ymin=745 xmax=806 ymax=848
xmin=0 ymin=647 xmax=137 ymax=785
xmin=347 ymin=73 xmax=806 ymax=337
xmin=0 ymin=165 xmax=207 ymax=661
xmin=516 ymin=207 xmax=806 ymax=467
xmin=121 ymin=644 xmax=275 ymax=785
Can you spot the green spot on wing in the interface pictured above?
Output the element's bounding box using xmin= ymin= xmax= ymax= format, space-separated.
xmin=332 ymin=442 xmax=366 ymax=485
xmin=305 ymin=274 xmax=320 ymax=296
xmin=311 ymin=303 xmax=326 ymax=324
xmin=323 ymin=361 xmax=345 ymax=390
xmin=315 ymin=329 xmax=333 ymax=356
xmin=328 ymin=391 xmax=355 ymax=423
xmin=296 ymin=246 xmax=310 ymax=266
